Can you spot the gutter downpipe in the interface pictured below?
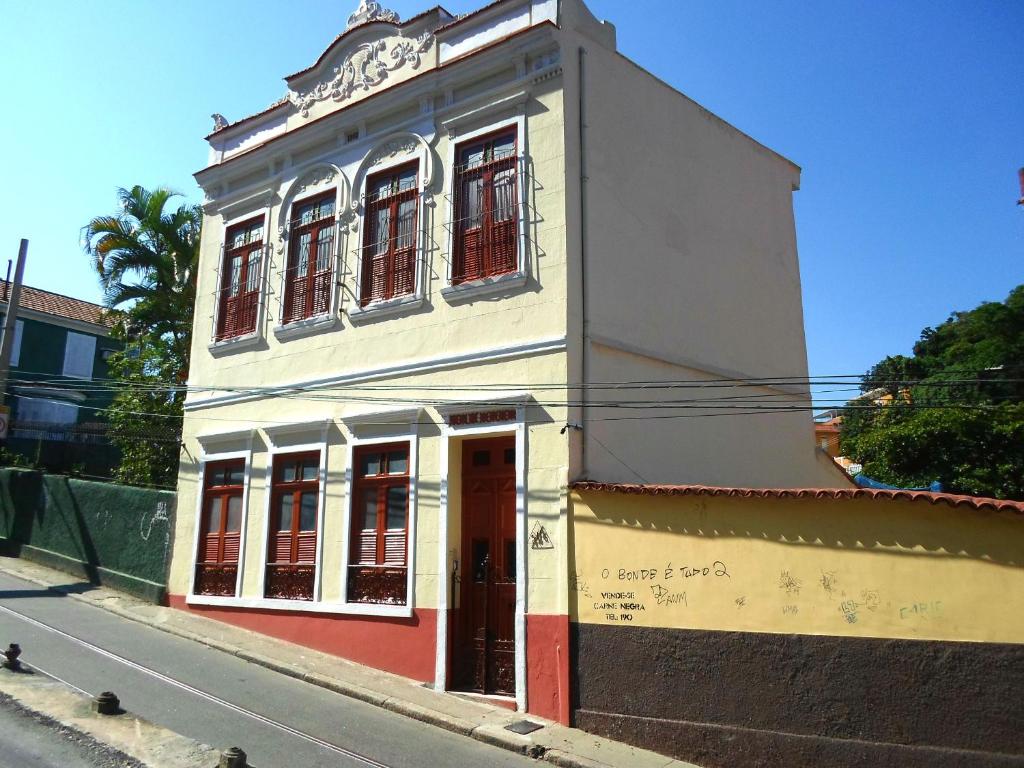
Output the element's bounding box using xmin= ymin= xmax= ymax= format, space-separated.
xmin=578 ymin=45 xmax=588 ymax=479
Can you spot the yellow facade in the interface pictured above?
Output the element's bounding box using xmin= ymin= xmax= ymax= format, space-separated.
xmin=571 ymin=489 xmax=1024 ymax=644
xmin=171 ymin=0 xmax=852 ymax=719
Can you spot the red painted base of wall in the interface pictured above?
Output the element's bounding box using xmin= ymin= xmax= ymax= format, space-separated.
xmin=167 ymin=595 xmax=436 ymax=682
xmin=527 ymin=613 xmax=571 ymax=724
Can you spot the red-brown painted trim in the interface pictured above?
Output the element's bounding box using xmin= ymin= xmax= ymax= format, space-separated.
xmin=168 ymin=595 xmax=437 ymax=681
xmin=570 ymin=481 xmax=1024 ymax=515
xmin=196 ymin=20 xmax=559 ymax=177
xmin=526 ymin=613 xmax=570 ymax=725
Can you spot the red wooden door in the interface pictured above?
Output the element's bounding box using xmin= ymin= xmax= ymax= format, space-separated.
xmin=455 ymin=436 xmax=517 ymax=696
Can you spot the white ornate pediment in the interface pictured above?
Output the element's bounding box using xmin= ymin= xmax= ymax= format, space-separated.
xmin=285 ymin=4 xmax=435 ymax=119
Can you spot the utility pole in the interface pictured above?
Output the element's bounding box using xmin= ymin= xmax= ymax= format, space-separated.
xmin=0 ymin=239 xmax=28 ymax=415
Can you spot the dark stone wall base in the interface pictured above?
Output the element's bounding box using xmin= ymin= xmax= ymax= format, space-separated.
xmin=571 ymin=623 xmax=1024 ymax=768
xmin=576 ymin=709 xmax=1024 ymax=768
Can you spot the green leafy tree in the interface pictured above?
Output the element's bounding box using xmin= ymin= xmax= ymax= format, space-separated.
xmin=81 ymin=186 xmax=200 ymax=486
xmin=841 ymin=285 xmax=1024 ymax=500
xmin=102 ymin=327 xmax=185 ymax=488
xmin=82 ymin=186 xmax=200 ymax=367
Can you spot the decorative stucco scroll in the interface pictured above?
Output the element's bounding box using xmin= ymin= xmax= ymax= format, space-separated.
xmin=287 ymin=31 xmax=434 ymax=118
xmin=368 ymin=138 xmax=419 ymax=167
xmin=347 ymin=0 xmax=399 ymax=30
xmin=276 ymin=165 xmax=349 ymax=252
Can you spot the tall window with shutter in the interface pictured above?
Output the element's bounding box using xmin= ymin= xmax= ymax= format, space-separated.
xmin=265 ymin=451 xmax=320 ymax=600
xmin=195 ymin=460 xmax=245 ymax=596
xmin=216 ymin=217 xmax=264 ymax=340
xmin=360 ymin=163 xmax=419 ymax=305
xmin=283 ymin=192 xmax=335 ymax=324
xmin=347 ymin=443 xmax=410 ymax=605
xmin=452 ymin=129 xmax=518 ymax=284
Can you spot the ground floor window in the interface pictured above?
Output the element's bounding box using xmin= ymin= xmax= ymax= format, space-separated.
xmin=348 ymin=443 xmax=410 ymax=605
xmin=195 ymin=459 xmax=245 ymax=596
xmin=265 ymin=451 xmax=320 ymax=600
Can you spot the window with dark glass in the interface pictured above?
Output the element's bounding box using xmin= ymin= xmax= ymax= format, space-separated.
xmin=283 ymin=192 xmax=335 ymax=324
xmin=361 ymin=163 xmax=418 ymax=306
xmin=348 ymin=443 xmax=410 ymax=605
xmin=216 ymin=218 xmax=263 ymax=340
xmin=195 ymin=459 xmax=245 ymax=596
xmin=452 ymin=129 xmax=518 ymax=284
xmin=265 ymin=452 xmax=320 ymax=600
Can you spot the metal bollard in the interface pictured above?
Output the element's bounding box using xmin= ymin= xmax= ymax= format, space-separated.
xmin=218 ymin=747 xmax=248 ymax=768
xmin=2 ymin=643 xmax=21 ymax=671
xmin=92 ymin=691 xmax=120 ymax=715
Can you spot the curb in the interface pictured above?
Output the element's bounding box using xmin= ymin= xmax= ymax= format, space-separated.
xmin=0 ymin=565 xmax=621 ymax=768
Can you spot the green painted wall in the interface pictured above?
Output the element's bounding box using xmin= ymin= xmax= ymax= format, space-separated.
xmin=2 ymin=313 xmax=122 ymax=475
xmin=0 ymin=468 xmax=174 ymax=602
xmin=3 ymin=313 xmax=120 ymax=425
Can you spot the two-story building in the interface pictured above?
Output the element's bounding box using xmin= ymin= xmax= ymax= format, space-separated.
xmin=169 ymin=0 xmax=847 ymax=724
xmin=0 ymin=280 xmax=120 ymax=475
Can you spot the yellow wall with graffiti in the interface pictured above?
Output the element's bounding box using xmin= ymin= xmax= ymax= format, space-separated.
xmin=570 ymin=490 xmax=1024 ymax=644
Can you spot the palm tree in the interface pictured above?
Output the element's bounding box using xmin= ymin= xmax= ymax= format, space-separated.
xmin=81 ymin=186 xmax=201 ymax=368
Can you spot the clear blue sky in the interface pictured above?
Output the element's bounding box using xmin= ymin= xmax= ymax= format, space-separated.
xmin=2 ymin=0 xmax=1021 ymax=398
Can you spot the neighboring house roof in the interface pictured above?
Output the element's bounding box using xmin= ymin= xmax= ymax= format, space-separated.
xmin=0 ymin=281 xmax=113 ymax=329
xmin=570 ymin=481 xmax=1024 ymax=515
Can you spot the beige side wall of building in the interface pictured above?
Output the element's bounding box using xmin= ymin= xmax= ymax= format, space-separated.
xmin=554 ymin=8 xmax=839 ymax=487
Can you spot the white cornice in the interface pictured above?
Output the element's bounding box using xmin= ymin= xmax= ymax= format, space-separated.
xmin=433 ymin=392 xmax=530 ymax=416
xmin=341 ymin=407 xmax=424 ymax=428
xmin=194 ymin=24 xmax=558 ymax=194
xmin=263 ymin=418 xmax=332 ymax=445
xmin=440 ymin=89 xmax=530 ymax=135
xmin=196 ymin=427 xmax=255 ymax=446
xmin=183 ymin=335 xmax=567 ymax=412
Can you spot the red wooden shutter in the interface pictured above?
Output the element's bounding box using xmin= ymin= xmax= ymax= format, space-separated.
xmin=357 ymin=528 xmax=377 ymax=564
xmin=452 ymin=132 xmax=517 ymax=283
xmin=384 ymin=530 xmax=406 ymax=565
xmin=273 ymin=526 xmax=292 ymax=562
xmin=195 ymin=459 xmax=244 ymax=597
xmin=488 ymin=164 xmax=518 ymax=275
xmin=296 ymin=533 xmax=317 ymax=563
xmin=362 ymin=165 xmax=418 ymax=305
xmin=392 ymin=192 xmax=417 ymax=297
xmin=311 ymin=224 xmax=333 ymax=315
xmin=455 ymin=168 xmax=483 ymax=282
xmin=200 ymin=532 xmax=219 ymax=561
xmin=222 ymin=532 xmax=240 ymax=563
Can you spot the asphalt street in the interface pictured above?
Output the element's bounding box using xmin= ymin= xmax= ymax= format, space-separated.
xmin=0 ymin=571 xmax=537 ymax=768
xmin=0 ymin=691 xmax=143 ymax=768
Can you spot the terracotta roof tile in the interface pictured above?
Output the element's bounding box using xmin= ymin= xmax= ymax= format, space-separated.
xmin=570 ymin=481 xmax=1024 ymax=515
xmin=0 ymin=281 xmax=112 ymax=329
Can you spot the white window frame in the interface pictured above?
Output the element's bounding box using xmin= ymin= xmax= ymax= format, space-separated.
xmin=208 ymin=207 xmax=272 ymax=354
xmin=338 ymin=408 xmax=421 ymax=618
xmin=62 ymin=331 xmax=96 ymax=380
xmin=273 ymin=165 xmax=347 ymax=340
xmin=348 ymin=133 xmax=434 ymax=323
xmin=256 ymin=421 xmax=331 ymax=607
xmin=10 ymin=319 xmax=23 ymax=367
xmin=186 ymin=429 xmax=255 ymax=605
xmin=340 ymin=433 xmax=418 ymax=618
xmin=433 ymin=396 xmax=528 ymax=711
xmin=440 ymin=108 xmax=530 ymax=303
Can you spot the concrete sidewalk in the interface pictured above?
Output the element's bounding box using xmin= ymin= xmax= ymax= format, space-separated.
xmin=0 ymin=556 xmax=697 ymax=768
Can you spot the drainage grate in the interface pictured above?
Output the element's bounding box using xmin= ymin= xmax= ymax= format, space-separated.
xmin=505 ymin=719 xmax=544 ymax=735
